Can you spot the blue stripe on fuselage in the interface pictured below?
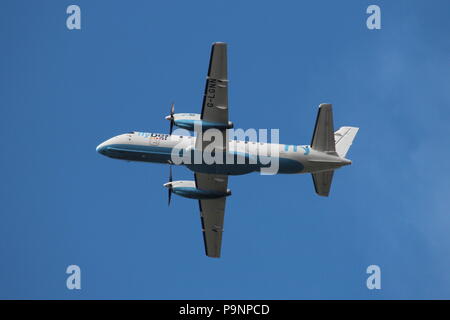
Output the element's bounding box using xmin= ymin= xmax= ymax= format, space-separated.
xmin=98 ymin=143 xmax=304 ymax=174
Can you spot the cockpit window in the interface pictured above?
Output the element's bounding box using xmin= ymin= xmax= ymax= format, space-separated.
xmin=127 ymin=132 xmax=135 ymax=134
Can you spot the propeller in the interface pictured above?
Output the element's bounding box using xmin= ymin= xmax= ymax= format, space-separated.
xmin=167 ymin=165 xmax=173 ymax=206
xmin=166 ymin=102 xmax=175 ymax=134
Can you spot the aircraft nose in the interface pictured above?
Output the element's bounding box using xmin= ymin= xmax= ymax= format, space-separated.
xmin=96 ymin=142 xmax=107 ymax=155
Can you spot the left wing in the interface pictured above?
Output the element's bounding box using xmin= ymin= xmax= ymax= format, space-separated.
xmin=200 ymin=42 xmax=228 ymax=125
xmin=195 ymin=42 xmax=229 ymax=154
xmin=195 ymin=173 xmax=228 ymax=258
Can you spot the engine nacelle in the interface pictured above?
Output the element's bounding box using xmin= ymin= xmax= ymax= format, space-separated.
xmin=166 ymin=113 xmax=233 ymax=131
xmin=163 ymin=180 xmax=231 ymax=200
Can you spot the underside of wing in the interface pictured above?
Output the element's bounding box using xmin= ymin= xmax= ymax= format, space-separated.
xmin=191 ymin=43 xmax=231 ymax=258
xmin=201 ymin=42 xmax=229 ymax=125
xmin=195 ymin=42 xmax=230 ymax=154
xmin=195 ymin=173 xmax=228 ymax=258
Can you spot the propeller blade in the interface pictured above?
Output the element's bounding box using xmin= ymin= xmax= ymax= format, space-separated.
xmin=168 ymin=165 xmax=173 ymax=206
xmin=169 ymin=102 xmax=175 ymax=135
xmin=169 ymin=120 xmax=174 ymax=135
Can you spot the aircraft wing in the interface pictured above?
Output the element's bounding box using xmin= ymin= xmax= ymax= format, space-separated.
xmin=196 ymin=42 xmax=229 ymax=152
xmin=200 ymin=42 xmax=229 ymax=125
xmin=195 ymin=173 xmax=228 ymax=258
xmin=193 ymin=43 xmax=230 ymax=258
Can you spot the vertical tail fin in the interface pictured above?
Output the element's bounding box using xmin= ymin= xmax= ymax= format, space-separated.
xmin=311 ymin=104 xmax=336 ymax=153
xmin=334 ymin=126 xmax=359 ymax=158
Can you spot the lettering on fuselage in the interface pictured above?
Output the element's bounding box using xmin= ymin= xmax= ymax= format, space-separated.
xmin=137 ymin=132 xmax=169 ymax=140
xmin=301 ymin=145 xmax=310 ymax=155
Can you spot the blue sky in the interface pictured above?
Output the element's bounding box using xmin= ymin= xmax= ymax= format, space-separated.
xmin=1 ymin=0 xmax=449 ymax=299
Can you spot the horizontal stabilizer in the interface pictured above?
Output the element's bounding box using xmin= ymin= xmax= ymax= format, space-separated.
xmin=311 ymin=104 xmax=336 ymax=153
xmin=334 ymin=127 xmax=359 ymax=158
xmin=312 ymin=170 xmax=334 ymax=197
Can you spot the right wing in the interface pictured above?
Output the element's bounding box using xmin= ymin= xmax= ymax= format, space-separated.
xmin=195 ymin=172 xmax=228 ymax=258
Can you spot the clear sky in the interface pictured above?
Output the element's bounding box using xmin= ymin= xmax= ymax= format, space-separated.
xmin=1 ymin=0 xmax=449 ymax=299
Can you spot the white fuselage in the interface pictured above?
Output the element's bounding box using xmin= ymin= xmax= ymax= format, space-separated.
xmin=96 ymin=131 xmax=351 ymax=175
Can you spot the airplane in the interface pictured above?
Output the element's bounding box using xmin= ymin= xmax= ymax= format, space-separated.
xmin=96 ymin=42 xmax=359 ymax=258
